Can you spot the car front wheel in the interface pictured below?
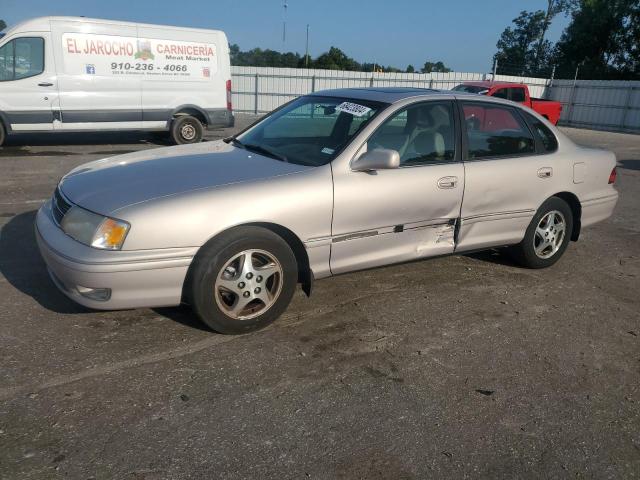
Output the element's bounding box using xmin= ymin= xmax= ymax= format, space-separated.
xmin=189 ymin=227 xmax=298 ymax=334
xmin=510 ymin=197 xmax=573 ymax=269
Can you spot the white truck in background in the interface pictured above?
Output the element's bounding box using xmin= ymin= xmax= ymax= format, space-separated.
xmin=0 ymin=16 xmax=234 ymax=145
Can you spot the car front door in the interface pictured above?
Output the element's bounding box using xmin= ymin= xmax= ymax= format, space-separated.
xmin=0 ymin=33 xmax=58 ymax=132
xmin=456 ymin=100 xmax=558 ymax=252
xmin=330 ymin=99 xmax=464 ymax=274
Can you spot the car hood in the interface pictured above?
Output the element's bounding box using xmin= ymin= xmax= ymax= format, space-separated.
xmin=59 ymin=141 xmax=310 ymax=215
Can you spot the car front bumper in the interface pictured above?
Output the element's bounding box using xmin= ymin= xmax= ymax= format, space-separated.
xmin=35 ymin=201 xmax=196 ymax=310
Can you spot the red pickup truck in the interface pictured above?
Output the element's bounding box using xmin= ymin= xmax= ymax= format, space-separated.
xmin=453 ymin=81 xmax=563 ymax=125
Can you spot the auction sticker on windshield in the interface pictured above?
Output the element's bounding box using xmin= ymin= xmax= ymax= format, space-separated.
xmin=335 ymin=102 xmax=372 ymax=117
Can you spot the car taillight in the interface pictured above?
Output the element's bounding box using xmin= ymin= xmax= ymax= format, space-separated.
xmin=226 ymin=79 xmax=232 ymax=111
xmin=608 ymin=167 xmax=617 ymax=184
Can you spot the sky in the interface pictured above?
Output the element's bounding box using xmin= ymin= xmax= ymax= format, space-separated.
xmin=2 ymin=0 xmax=571 ymax=72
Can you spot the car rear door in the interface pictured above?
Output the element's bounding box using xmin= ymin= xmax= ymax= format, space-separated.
xmin=456 ymin=100 xmax=558 ymax=252
xmin=330 ymin=99 xmax=464 ymax=274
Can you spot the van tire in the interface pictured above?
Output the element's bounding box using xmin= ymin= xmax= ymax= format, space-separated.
xmin=0 ymin=122 xmax=5 ymax=147
xmin=170 ymin=115 xmax=204 ymax=144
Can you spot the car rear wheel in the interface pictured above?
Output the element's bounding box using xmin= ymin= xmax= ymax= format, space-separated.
xmin=189 ymin=227 xmax=298 ymax=334
xmin=0 ymin=122 xmax=6 ymax=146
xmin=170 ymin=115 xmax=204 ymax=145
xmin=510 ymin=197 xmax=573 ymax=269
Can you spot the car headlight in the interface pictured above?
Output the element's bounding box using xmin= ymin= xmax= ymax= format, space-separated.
xmin=60 ymin=206 xmax=130 ymax=250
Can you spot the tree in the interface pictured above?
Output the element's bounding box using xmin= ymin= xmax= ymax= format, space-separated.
xmin=406 ymin=64 xmax=415 ymax=73
xmin=494 ymin=10 xmax=550 ymax=75
xmin=421 ymin=61 xmax=451 ymax=73
xmin=533 ymin=0 xmax=578 ymax=67
xmin=313 ymin=47 xmax=361 ymax=70
xmin=0 ymin=19 xmax=6 ymax=32
xmin=554 ymin=0 xmax=639 ymax=79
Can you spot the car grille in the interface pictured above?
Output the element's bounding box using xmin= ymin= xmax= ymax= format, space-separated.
xmin=51 ymin=187 xmax=72 ymax=225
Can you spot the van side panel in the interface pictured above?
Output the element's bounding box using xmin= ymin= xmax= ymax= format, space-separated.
xmin=50 ymin=19 xmax=143 ymax=130
xmin=136 ymin=26 xmax=232 ymax=129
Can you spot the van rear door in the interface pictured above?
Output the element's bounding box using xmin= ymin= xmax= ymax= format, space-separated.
xmin=136 ymin=25 xmax=224 ymax=129
xmin=0 ymin=32 xmax=58 ymax=132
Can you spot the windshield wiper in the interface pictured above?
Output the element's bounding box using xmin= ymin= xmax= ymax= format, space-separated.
xmin=224 ymin=136 xmax=245 ymax=149
xmin=243 ymin=143 xmax=289 ymax=163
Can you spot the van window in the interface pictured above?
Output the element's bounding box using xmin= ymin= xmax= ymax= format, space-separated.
xmin=462 ymin=103 xmax=535 ymax=159
xmin=0 ymin=37 xmax=44 ymax=81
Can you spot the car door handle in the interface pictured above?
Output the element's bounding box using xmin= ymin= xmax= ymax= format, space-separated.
xmin=437 ymin=176 xmax=458 ymax=189
xmin=38 ymin=82 xmax=54 ymax=87
xmin=537 ymin=167 xmax=553 ymax=178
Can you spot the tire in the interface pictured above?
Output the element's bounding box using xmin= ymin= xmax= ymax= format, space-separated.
xmin=189 ymin=227 xmax=298 ymax=334
xmin=170 ymin=115 xmax=204 ymax=145
xmin=510 ymin=197 xmax=573 ymax=269
xmin=0 ymin=122 xmax=5 ymax=147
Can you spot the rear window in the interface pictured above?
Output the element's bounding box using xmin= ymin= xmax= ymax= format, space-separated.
xmin=462 ymin=102 xmax=536 ymax=159
xmin=453 ymin=84 xmax=489 ymax=94
xmin=523 ymin=111 xmax=558 ymax=153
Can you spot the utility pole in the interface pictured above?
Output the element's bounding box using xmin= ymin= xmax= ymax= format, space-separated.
xmin=282 ymin=1 xmax=288 ymax=44
xmin=492 ymin=58 xmax=498 ymax=80
xmin=305 ymin=24 xmax=309 ymax=68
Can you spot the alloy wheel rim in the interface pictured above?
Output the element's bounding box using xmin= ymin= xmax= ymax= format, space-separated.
xmin=181 ymin=123 xmax=196 ymax=140
xmin=214 ymin=249 xmax=283 ymax=320
xmin=533 ymin=210 xmax=566 ymax=259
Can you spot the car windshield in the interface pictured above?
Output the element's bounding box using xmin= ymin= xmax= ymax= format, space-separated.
xmin=235 ymin=95 xmax=387 ymax=166
xmin=453 ymin=85 xmax=489 ymax=95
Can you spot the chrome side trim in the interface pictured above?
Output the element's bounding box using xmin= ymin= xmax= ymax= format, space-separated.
xmin=462 ymin=209 xmax=535 ymax=225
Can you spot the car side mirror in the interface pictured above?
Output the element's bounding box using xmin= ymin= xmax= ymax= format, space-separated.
xmin=351 ymin=148 xmax=400 ymax=172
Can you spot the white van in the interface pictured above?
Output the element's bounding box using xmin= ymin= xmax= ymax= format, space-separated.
xmin=0 ymin=16 xmax=234 ymax=145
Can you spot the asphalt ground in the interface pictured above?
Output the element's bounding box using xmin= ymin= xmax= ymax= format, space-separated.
xmin=0 ymin=119 xmax=638 ymax=479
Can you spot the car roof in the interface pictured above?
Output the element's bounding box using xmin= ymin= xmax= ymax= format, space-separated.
xmin=309 ymin=87 xmax=453 ymax=103
xmin=460 ymin=81 xmax=525 ymax=88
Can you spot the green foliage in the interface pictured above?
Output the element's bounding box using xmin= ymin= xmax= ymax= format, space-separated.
xmin=230 ymin=44 xmax=419 ymax=73
xmin=406 ymin=64 xmax=415 ymax=73
xmin=555 ymin=0 xmax=639 ymax=79
xmin=0 ymin=19 xmax=6 ymax=32
xmin=494 ymin=10 xmax=552 ymax=75
xmin=494 ymin=0 xmax=639 ymax=79
xmin=421 ymin=61 xmax=452 ymax=73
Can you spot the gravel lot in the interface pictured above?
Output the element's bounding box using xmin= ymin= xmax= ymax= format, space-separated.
xmin=0 ymin=119 xmax=638 ymax=479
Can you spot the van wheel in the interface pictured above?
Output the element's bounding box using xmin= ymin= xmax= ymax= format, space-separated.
xmin=0 ymin=122 xmax=6 ymax=147
xmin=170 ymin=115 xmax=204 ymax=144
xmin=189 ymin=227 xmax=298 ymax=334
xmin=510 ymin=197 xmax=573 ymax=269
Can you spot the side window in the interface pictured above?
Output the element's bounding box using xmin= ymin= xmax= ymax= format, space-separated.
xmin=462 ymin=103 xmax=535 ymax=159
xmin=509 ymin=87 xmax=526 ymax=103
xmin=492 ymin=88 xmax=509 ymax=99
xmin=0 ymin=37 xmax=44 ymax=81
xmin=0 ymin=41 xmax=14 ymax=81
xmin=368 ymin=102 xmax=455 ymax=165
xmin=523 ymin=111 xmax=558 ymax=153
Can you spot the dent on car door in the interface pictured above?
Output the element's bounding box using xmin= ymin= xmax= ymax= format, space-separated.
xmin=330 ymin=100 xmax=464 ymax=274
xmin=457 ymin=101 xmax=556 ymax=252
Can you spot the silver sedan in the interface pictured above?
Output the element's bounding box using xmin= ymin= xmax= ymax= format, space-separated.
xmin=36 ymin=88 xmax=619 ymax=334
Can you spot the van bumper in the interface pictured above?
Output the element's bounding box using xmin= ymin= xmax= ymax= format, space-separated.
xmin=35 ymin=202 xmax=193 ymax=310
xmin=206 ymin=109 xmax=234 ymax=129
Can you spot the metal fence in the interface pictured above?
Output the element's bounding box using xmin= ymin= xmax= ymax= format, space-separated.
xmin=231 ymin=66 xmax=640 ymax=133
